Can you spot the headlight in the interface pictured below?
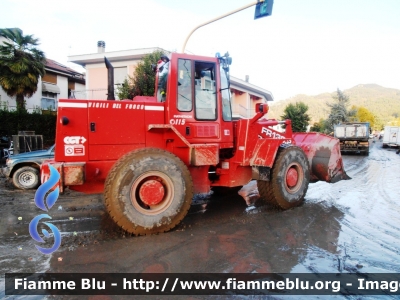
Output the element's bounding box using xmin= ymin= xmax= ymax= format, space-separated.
xmin=6 ymin=158 xmax=13 ymax=165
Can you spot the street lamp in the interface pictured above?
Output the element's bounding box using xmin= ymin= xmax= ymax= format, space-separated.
xmin=181 ymin=0 xmax=274 ymax=53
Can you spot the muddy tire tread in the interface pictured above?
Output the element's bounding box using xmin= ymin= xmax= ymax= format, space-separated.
xmin=257 ymin=180 xmax=278 ymax=207
xmin=104 ymin=148 xmax=193 ymax=235
xmin=257 ymin=146 xmax=310 ymax=210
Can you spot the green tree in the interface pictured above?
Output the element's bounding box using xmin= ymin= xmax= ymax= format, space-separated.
xmin=281 ymin=102 xmax=311 ymax=132
xmin=0 ymin=28 xmax=46 ymax=111
xmin=116 ymin=78 xmax=133 ymax=100
xmin=310 ymin=118 xmax=329 ymax=133
xmin=131 ymin=50 xmax=165 ymax=98
xmin=326 ymin=89 xmax=356 ymax=131
xmin=114 ymin=50 xmax=166 ymax=99
xmin=310 ymin=121 xmax=321 ymax=132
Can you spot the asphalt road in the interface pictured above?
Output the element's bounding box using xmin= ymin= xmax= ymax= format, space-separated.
xmin=1 ymin=138 xmax=400 ymax=298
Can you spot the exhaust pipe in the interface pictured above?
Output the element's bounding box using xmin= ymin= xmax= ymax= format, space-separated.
xmin=104 ymin=57 xmax=115 ymax=100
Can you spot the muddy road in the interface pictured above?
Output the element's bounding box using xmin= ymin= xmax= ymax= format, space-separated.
xmin=1 ymin=139 xmax=400 ymax=297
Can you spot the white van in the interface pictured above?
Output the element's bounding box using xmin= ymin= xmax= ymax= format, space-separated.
xmin=382 ymin=126 xmax=400 ymax=148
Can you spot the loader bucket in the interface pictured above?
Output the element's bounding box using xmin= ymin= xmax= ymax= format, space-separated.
xmin=293 ymin=132 xmax=350 ymax=183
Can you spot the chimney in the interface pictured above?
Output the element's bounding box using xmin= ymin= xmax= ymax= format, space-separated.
xmin=97 ymin=41 xmax=105 ymax=53
xmin=245 ymin=75 xmax=249 ymax=82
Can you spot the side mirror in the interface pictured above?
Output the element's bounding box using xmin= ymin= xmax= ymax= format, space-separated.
xmin=250 ymin=103 xmax=270 ymax=125
xmin=256 ymin=103 xmax=269 ymax=114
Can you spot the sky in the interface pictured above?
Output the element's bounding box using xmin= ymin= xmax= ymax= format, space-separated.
xmin=2 ymin=0 xmax=400 ymax=101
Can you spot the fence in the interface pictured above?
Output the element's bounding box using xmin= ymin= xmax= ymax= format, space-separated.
xmin=2 ymin=96 xmax=260 ymax=119
xmin=0 ymin=110 xmax=56 ymax=149
xmin=70 ymin=89 xmax=108 ymax=100
xmin=12 ymin=133 xmax=44 ymax=154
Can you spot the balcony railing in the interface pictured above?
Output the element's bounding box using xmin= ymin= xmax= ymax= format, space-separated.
xmin=232 ymin=104 xmax=256 ymax=119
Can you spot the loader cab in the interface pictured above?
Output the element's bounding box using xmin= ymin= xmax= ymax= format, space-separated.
xmin=157 ymin=52 xmax=234 ymax=148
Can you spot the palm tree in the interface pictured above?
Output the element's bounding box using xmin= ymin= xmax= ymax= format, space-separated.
xmin=0 ymin=28 xmax=46 ymax=111
xmin=281 ymin=102 xmax=311 ymax=132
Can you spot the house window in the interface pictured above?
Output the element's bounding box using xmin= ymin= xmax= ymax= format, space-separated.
xmin=42 ymin=73 xmax=57 ymax=84
xmin=41 ymin=92 xmax=57 ymax=111
xmin=114 ymin=67 xmax=128 ymax=85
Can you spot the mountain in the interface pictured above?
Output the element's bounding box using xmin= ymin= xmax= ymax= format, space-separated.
xmin=268 ymin=84 xmax=400 ymax=126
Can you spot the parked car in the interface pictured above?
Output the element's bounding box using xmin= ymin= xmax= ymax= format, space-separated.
xmin=1 ymin=145 xmax=55 ymax=189
xmin=0 ymin=135 xmax=12 ymax=160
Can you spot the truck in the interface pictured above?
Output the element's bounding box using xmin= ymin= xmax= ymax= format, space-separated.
xmin=334 ymin=122 xmax=370 ymax=155
xmin=382 ymin=126 xmax=400 ymax=149
xmin=41 ymin=52 xmax=349 ymax=235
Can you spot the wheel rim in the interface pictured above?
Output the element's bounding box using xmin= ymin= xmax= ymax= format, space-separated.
xmin=130 ymin=171 xmax=174 ymax=215
xmin=18 ymin=171 xmax=36 ymax=187
xmin=284 ymin=162 xmax=304 ymax=194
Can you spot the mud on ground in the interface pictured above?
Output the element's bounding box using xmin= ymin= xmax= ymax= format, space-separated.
xmin=1 ymin=139 xmax=400 ymax=298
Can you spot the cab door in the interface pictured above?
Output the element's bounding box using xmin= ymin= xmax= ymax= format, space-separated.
xmin=168 ymin=55 xmax=233 ymax=146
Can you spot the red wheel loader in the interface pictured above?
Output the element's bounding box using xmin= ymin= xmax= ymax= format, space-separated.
xmin=41 ymin=52 xmax=349 ymax=235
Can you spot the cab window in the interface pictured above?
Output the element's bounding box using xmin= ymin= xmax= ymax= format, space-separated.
xmin=220 ymin=65 xmax=232 ymax=121
xmin=177 ymin=59 xmax=193 ymax=111
xmin=194 ymin=62 xmax=217 ymax=120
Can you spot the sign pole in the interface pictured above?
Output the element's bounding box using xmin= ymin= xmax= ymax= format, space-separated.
xmin=181 ymin=1 xmax=261 ymax=53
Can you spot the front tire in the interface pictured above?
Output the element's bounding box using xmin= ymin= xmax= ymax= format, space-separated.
xmin=257 ymin=146 xmax=310 ymax=209
xmin=12 ymin=166 xmax=40 ymax=189
xmin=104 ymin=148 xmax=193 ymax=235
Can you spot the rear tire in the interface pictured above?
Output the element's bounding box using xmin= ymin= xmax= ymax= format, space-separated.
xmin=12 ymin=166 xmax=40 ymax=189
xmin=104 ymin=148 xmax=193 ymax=235
xmin=257 ymin=146 xmax=310 ymax=209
